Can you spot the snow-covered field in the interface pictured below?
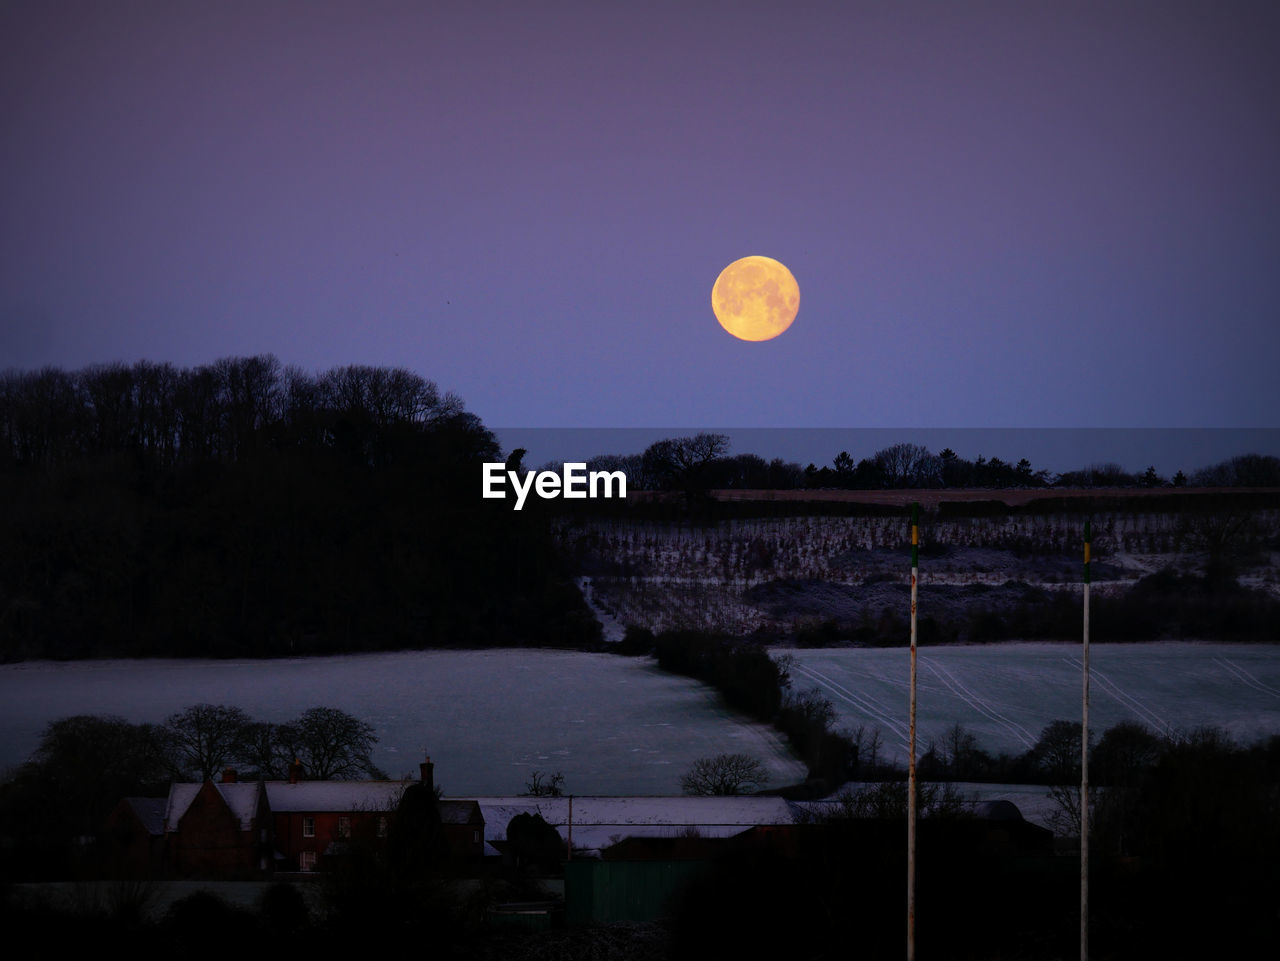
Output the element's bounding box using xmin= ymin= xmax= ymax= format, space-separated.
xmin=4 ymin=644 xmax=1277 ymax=795
xmin=0 ymin=649 xmax=804 ymax=794
xmin=784 ymin=641 xmax=1280 ymax=762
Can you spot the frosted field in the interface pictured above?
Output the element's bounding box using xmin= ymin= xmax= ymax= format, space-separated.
xmin=4 ymin=644 xmax=1277 ymax=794
xmin=784 ymin=642 xmax=1280 ymax=762
xmin=0 ymin=650 xmax=804 ymax=794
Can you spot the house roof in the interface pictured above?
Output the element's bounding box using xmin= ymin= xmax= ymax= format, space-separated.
xmin=474 ymin=795 xmax=795 ymax=850
xmin=123 ymin=797 xmax=167 ymax=836
xmin=975 ymin=799 xmax=1024 ymax=821
xmin=163 ymin=779 xmax=483 ymax=827
xmin=165 ymin=781 xmax=263 ymax=832
xmin=264 ymin=780 xmax=410 ymax=813
xmin=438 ymin=799 xmax=483 ymax=825
xmin=262 ymin=782 xmax=481 ymax=825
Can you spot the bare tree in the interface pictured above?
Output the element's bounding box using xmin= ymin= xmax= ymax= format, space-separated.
xmin=939 ymin=721 xmax=981 ymax=779
xmin=238 ymin=720 xmax=289 ymax=779
xmin=1034 ymin=720 xmax=1085 ymax=836
xmin=523 ymin=770 xmax=565 ymax=797
xmin=1177 ymin=510 xmax=1253 ymax=587
xmin=164 ymin=703 xmax=252 ymax=782
xmin=1092 ymin=721 xmax=1163 ymax=855
xmin=872 ymin=443 xmax=941 ymax=488
xmin=680 ymin=753 xmax=769 ymax=796
xmin=641 ymin=433 xmax=730 ymax=491
xmin=277 ymin=707 xmax=384 ymax=780
xmin=1092 ymin=721 xmax=1161 ymax=785
xmin=814 ymin=780 xmax=969 ymax=821
xmin=784 ymin=686 xmax=836 ymax=729
xmin=81 ymin=362 xmax=137 ymax=453
xmin=1191 ymin=453 xmax=1280 ymax=487
xmin=212 ymin=354 xmax=282 ymax=458
xmin=863 ymin=726 xmax=883 ymax=772
xmin=29 ymin=714 xmax=174 ymax=835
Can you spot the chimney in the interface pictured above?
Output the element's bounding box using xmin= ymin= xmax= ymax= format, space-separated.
xmin=221 ymin=767 xmax=237 ymax=784
xmin=289 ymin=759 xmax=304 ymax=784
xmin=419 ymin=756 xmax=434 ymax=795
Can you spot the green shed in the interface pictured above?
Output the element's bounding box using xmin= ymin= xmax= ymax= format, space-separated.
xmin=565 ymin=859 xmax=711 ymax=924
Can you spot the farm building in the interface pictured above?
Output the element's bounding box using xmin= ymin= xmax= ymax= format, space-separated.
xmin=474 ymin=794 xmax=795 ymax=857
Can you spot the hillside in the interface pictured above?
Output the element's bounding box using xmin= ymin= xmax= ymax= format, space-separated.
xmin=559 ymin=489 xmax=1280 ymax=643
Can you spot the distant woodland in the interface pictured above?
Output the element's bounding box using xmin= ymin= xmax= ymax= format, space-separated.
xmin=581 ymin=432 xmax=1280 ymax=494
xmin=0 ymin=357 xmax=598 ymax=660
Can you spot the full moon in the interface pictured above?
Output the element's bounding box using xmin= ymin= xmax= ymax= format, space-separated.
xmin=711 ymin=255 xmax=800 ymax=342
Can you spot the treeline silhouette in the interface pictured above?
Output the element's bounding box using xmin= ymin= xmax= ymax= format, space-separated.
xmin=616 ymin=627 xmax=856 ymax=788
xmin=582 ymin=434 xmax=1280 ymax=492
xmin=0 ymin=356 xmax=598 ymax=660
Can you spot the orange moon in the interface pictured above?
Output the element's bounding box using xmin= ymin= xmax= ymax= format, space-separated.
xmin=711 ymin=255 xmax=800 ymax=341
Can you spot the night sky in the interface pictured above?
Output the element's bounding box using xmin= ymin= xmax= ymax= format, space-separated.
xmin=3 ymin=0 xmax=1278 ymax=432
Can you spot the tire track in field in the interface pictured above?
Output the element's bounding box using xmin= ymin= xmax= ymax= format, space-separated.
xmin=810 ymin=665 xmax=903 ymax=717
xmin=928 ymin=659 xmax=1039 ymax=744
xmin=793 ymin=663 xmax=908 ymax=742
xmin=854 ymin=660 xmax=953 ymax=702
xmin=923 ymin=661 xmax=1037 ymax=749
xmin=1064 ymin=656 xmax=1170 ymax=732
xmin=792 ymin=663 xmax=910 ymax=747
xmin=1214 ymin=657 xmax=1280 ymax=698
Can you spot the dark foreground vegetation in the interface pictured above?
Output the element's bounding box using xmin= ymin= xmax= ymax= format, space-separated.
xmin=3 ymin=702 xmax=1278 ymax=958
xmin=0 ymin=357 xmax=597 ymax=660
xmin=5 ymin=730 xmax=1278 ymax=958
xmin=679 ymin=724 xmax=1280 ymax=961
xmin=615 ymin=626 xmax=855 ymax=789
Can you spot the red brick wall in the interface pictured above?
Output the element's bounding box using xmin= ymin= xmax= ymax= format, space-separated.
xmin=273 ymin=810 xmax=386 ymax=869
xmin=272 ymin=808 xmax=483 ymax=868
xmin=169 ymin=782 xmax=259 ymax=877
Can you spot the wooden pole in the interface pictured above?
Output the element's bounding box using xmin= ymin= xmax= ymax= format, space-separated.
xmin=1081 ymin=519 xmax=1091 ymax=961
xmin=908 ymin=502 xmax=919 ymax=961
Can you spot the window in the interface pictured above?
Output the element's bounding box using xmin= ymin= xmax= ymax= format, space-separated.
xmin=377 ymin=817 xmax=388 ymax=838
xmin=337 ymin=816 xmax=351 ymax=839
xmin=302 ymin=816 xmax=315 ymax=838
xmin=299 ymin=851 xmax=317 ymax=872
xmin=474 ymin=829 xmax=480 ymax=844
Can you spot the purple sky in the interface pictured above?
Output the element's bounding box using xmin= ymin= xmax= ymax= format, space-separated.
xmin=3 ymin=1 xmax=1278 ymax=430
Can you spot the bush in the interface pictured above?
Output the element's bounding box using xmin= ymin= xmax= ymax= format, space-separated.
xmin=680 ymin=754 xmax=769 ymax=795
xmin=259 ymin=882 xmax=309 ymax=933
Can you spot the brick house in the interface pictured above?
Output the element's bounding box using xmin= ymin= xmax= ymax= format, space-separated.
xmin=163 ymin=775 xmax=272 ymax=877
xmin=156 ymin=757 xmax=483 ymax=876
xmin=265 ymin=759 xmax=484 ymax=871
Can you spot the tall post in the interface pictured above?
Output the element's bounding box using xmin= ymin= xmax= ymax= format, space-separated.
xmin=908 ymin=502 xmax=919 ymax=961
xmin=567 ymin=794 xmax=574 ymax=861
xmin=1081 ymin=519 xmax=1091 ymax=961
